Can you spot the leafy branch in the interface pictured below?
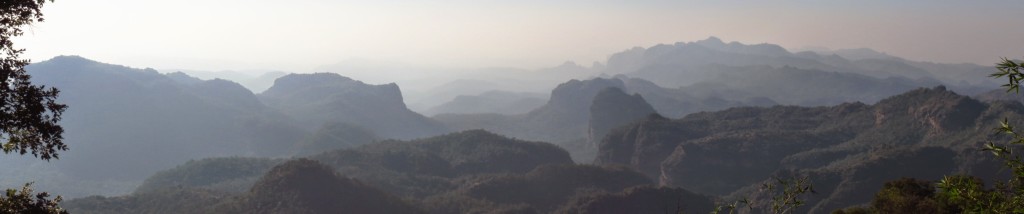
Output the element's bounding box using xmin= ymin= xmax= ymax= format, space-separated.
xmin=991 ymin=58 xmax=1024 ymax=93
xmin=935 ymin=56 xmax=1024 ymax=212
xmin=711 ymin=176 xmax=813 ymax=214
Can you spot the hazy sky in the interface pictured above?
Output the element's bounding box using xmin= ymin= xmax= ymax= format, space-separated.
xmin=14 ymin=0 xmax=1024 ymax=72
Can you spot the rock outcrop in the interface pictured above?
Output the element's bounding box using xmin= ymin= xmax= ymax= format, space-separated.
xmin=260 ymin=73 xmax=448 ymax=139
xmin=594 ymin=86 xmax=1010 ymax=212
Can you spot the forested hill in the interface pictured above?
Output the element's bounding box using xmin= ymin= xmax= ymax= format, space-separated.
xmin=13 ymin=56 xmax=452 ymax=197
xmin=63 ymin=130 xmax=717 ymax=213
xmin=595 ymin=86 xmax=1012 ymax=212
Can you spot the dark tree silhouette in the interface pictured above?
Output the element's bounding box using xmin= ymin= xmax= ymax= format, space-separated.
xmin=0 ymin=1 xmax=68 ymax=213
xmin=0 ymin=0 xmax=66 ymax=160
xmin=0 ymin=183 xmax=67 ymax=214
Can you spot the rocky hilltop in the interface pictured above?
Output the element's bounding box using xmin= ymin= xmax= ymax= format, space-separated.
xmin=595 ymin=86 xmax=1008 ymax=212
xmin=260 ymin=73 xmax=448 ymax=139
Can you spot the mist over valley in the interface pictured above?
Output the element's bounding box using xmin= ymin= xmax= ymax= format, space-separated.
xmin=2 ymin=1 xmax=1023 ymax=213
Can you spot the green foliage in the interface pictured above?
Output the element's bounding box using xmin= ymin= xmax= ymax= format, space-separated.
xmin=836 ymin=175 xmax=1018 ymax=213
xmin=929 ymin=57 xmax=1024 ymax=212
xmin=872 ymin=177 xmax=943 ymax=213
xmin=0 ymin=183 xmax=67 ymax=214
xmin=936 ymin=175 xmax=1019 ymax=213
xmin=763 ymin=176 xmax=815 ymax=214
xmin=711 ymin=199 xmax=749 ymax=214
xmin=847 ymin=57 xmax=1024 ymax=213
xmin=991 ymin=58 xmax=1024 ymax=93
xmin=713 ymin=176 xmax=814 ymax=214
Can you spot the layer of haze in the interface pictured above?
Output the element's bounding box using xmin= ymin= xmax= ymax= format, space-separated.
xmin=15 ymin=0 xmax=1024 ymax=72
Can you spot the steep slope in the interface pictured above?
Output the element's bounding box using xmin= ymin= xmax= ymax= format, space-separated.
xmin=434 ymin=77 xmax=767 ymax=161
xmin=259 ymin=73 xmax=448 ymax=139
xmin=585 ymin=87 xmax=657 ymax=162
xmin=595 ymin=86 xmax=1009 ymax=212
xmin=434 ymin=78 xmax=627 ymax=144
xmin=14 ymin=56 xmax=306 ymax=197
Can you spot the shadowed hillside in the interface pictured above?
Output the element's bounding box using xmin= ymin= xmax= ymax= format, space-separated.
xmin=66 ymin=130 xmax=676 ymax=213
xmin=11 ymin=56 xmax=307 ymax=196
xmin=595 ymin=86 xmax=1011 ymax=212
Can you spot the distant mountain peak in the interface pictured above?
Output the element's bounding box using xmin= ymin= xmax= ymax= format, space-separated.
xmin=696 ymin=36 xmax=724 ymax=45
xmin=44 ymin=55 xmax=94 ymax=64
xmin=559 ymin=61 xmax=579 ymax=67
xmin=272 ymin=72 xmax=356 ymax=87
xmin=545 ymin=77 xmax=626 ymax=109
xmin=33 ymin=55 xmax=106 ymax=70
xmin=822 ymin=48 xmax=900 ymax=61
xmin=165 ymin=71 xmax=203 ymax=84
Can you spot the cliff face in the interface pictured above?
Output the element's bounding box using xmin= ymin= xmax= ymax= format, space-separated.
xmin=260 ymin=73 xmax=448 ymax=139
xmin=588 ymin=87 xmax=657 ymax=147
xmin=521 ymin=78 xmax=628 ymax=142
xmin=432 ymin=78 xmax=633 ymax=161
xmin=261 ymin=73 xmax=406 ymax=109
xmin=594 ymin=86 xmax=1011 ymax=212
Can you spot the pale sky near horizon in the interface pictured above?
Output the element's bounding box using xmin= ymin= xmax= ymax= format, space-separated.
xmin=13 ymin=0 xmax=1024 ymax=72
